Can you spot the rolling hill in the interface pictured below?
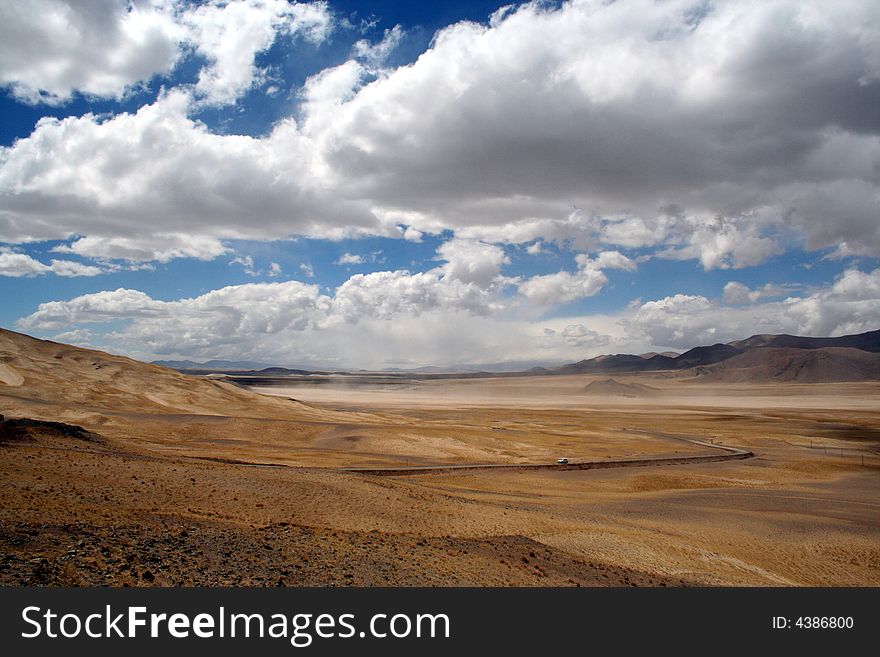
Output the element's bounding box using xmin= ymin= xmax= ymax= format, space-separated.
xmin=553 ymin=329 xmax=880 ymax=382
xmin=0 ymin=328 xmax=317 ymax=419
xmin=697 ymin=347 xmax=880 ymax=383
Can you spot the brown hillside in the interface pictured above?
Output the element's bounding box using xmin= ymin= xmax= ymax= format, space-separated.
xmin=581 ymin=378 xmax=660 ymax=397
xmin=0 ymin=328 xmax=320 ymax=420
xmin=697 ymin=346 xmax=880 ymax=383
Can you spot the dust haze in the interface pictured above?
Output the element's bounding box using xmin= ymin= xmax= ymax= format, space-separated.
xmin=1 ymin=328 xmax=878 ymax=586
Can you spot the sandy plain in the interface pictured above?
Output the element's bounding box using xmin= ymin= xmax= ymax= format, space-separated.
xmin=1 ymin=340 xmax=878 ymax=586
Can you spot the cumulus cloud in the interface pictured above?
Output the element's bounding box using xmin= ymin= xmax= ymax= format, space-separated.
xmin=15 ymin=266 xmax=880 ymax=367
xmin=0 ymin=249 xmax=51 ymax=277
xmin=335 ymin=253 xmax=365 ymax=265
xmin=352 ymin=24 xmax=404 ymax=68
xmin=0 ymin=88 xmax=382 ymax=256
xmin=0 ymin=0 xmax=185 ymax=105
xmin=1 ymin=0 xmax=879 ymax=273
xmin=311 ymin=0 xmax=880 ymax=260
xmin=17 ymin=281 xmax=329 ymax=345
xmin=559 ymin=323 xmax=609 ymax=348
xmin=51 ymin=233 xmax=230 ymax=263
xmin=184 ymin=0 xmax=333 ymax=106
xmin=332 ymin=269 xmax=503 ymax=321
xmin=436 ymin=238 xmax=509 ymax=288
xmin=0 ymin=0 xmax=333 ymax=106
xmin=0 ymin=247 xmax=102 ymax=277
xmin=629 ymin=268 xmax=880 ymax=348
xmin=722 ymin=281 xmax=796 ymax=305
xmin=402 ymin=226 xmax=423 ymax=243
xmin=44 ymin=259 xmax=105 ymax=278
xmin=331 ymin=239 xmax=514 ymax=321
xmin=518 ymin=250 xmax=635 ymax=304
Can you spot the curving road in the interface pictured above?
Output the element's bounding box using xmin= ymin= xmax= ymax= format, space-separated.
xmin=342 ymin=433 xmax=753 ymax=476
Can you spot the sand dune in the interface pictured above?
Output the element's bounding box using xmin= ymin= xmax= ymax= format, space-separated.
xmin=581 ymin=378 xmax=660 ymax=397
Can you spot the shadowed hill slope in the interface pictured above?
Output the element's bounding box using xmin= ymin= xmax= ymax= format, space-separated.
xmin=581 ymin=378 xmax=661 ymax=397
xmin=0 ymin=328 xmax=319 ymax=419
xmin=554 ymin=329 xmax=880 ymax=382
xmin=728 ymin=329 xmax=880 ymax=352
xmin=697 ymin=346 xmax=880 ymax=383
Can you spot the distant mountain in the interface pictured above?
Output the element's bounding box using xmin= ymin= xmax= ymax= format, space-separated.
xmin=639 ymin=351 xmax=680 ymax=359
xmin=153 ymin=359 xmax=273 ymax=371
xmin=556 ymin=353 xmax=674 ymax=374
xmin=552 ymin=329 xmax=880 ymax=382
xmin=672 ymin=343 xmax=742 ymax=369
xmin=581 ymin=378 xmax=660 ymax=397
xmin=154 ymin=329 xmax=880 ymax=383
xmin=727 ymin=330 xmax=880 ymax=352
xmin=255 ymin=367 xmax=325 ymax=376
xmin=382 ymin=360 xmax=566 ymax=374
xmin=698 ymin=347 xmax=880 ymax=383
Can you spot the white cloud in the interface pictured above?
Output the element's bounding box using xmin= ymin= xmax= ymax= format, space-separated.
xmin=14 ymin=266 xmax=880 ymax=368
xmin=331 ymin=269 xmax=503 ymax=322
xmin=0 ymin=0 xmax=185 ymax=105
xmin=17 ymin=281 xmax=329 ymax=343
xmin=518 ymin=250 xmax=635 ymax=305
xmin=299 ymin=262 xmax=314 ymax=278
xmin=52 ymin=233 xmax=230 ymax=263
xmin=0 ymin=1 xmax=333 ymax=107
xmin=436 ymin=238 xmax=509 ymax=288
xmin=51 ymin=328 xmax=95 ymax=347
xmin=310 ymin=0 xmax=880 ymax=260
xmin=184 ymin=0 xmax=333 ymax=106
xmin=630 ymin=268 xmax=880 ymax=348
xmin=722 ymin=281 xmax=795 ymax=305
xmin=1 ymin=0 xmax=879 ymax=270
xmin=402 ymin=226 xmax=423 ymax=243
xmin=660 ymin=217 xmax=781 ymax=270
xmin=0 ymin=247 xmax=102 ymax=277
xmin=335 ymin=253 xmax=364 ymax=265
xmin=353 ymin=24 xmax=404 ymax=68
xmin=45 ymin=259 xmax=104 ymax=278
xmin=0 ymin=88 xmax=383 ymax=253
xmin=630 ymin=294 xmax=720 ymax=347
xmin=230 ymin=255 xmax=258 ymax=276
xmin=559 ymin=323 xmax=608 ymax=348
xmin=230 ymin=255 xmax=284 ymax=278
xmin=0 ymin=249 xmax=50 ymax=277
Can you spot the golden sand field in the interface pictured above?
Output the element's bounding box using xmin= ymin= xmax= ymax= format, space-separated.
xmin=0 ymin=329 xmax=877 ymax=586
xmin=2 ymin=331 xmax=878 ymax=588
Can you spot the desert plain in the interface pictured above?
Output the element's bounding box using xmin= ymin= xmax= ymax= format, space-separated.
xmin=1 ymin=328 xmax=878 ymax=586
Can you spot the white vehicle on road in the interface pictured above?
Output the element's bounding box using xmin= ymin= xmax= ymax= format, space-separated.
xmin=556 ymin=458 xmax=569 ymax=464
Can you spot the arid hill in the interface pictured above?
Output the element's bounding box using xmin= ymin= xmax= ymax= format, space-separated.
xmin=554 ymin=329 xmax=880 ymax=382
xmin=697 ymin=346 xmax=880 ymax=383
xmin=581 ymin=378 xmax=660 ymax=397
xmin=728 ymin=330 xmax=880 ymax=352
xmin=0 ymin=328 xmax=316 ymax=419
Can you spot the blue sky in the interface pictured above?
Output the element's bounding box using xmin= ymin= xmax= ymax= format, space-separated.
xmin=0 ymin=0 xmax=878 ymax=368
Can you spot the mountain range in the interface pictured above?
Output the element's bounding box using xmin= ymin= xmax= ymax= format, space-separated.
xmin=159 ymin=329 xmax=880 ymax=384
xmin=5 ymin=327 xmax=880 ymax=385
xmin=547 ymin=329 xmax=880 ymax=382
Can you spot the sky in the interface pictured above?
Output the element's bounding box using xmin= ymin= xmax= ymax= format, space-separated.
xmin=0 ymin=0 xmax=879 ymax=369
